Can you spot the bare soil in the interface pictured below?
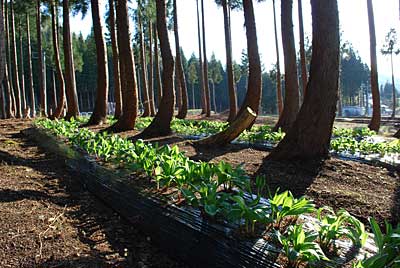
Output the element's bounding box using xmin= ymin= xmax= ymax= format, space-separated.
xmin=0 ymin=119 xmax=184 ymax=268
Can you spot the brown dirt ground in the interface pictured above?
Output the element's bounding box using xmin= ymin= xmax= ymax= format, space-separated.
xmin=0 ymin=119 xmax=184 ymax=268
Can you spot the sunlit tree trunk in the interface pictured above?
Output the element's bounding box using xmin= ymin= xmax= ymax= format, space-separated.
xmin=174 ymin=0 xmax=188 ymax=119
xmin=197 ymin=0 xmax=261 ymax=145
xmin=49 ymin=0 xmax=65 ymax=119
xmin=0 ymin=0 xmax=6 ymax=118
xmin=196 ymin=0 xmax=205 ymax=114
xmin=200 ymin=0 xmax=211 ymax=117
xmin=26 ymin=13 xmax=35 ymax=118
xmin=18 ymin=21 xmax=27 ymax=115
xmin=298 ymin=0 xmax=307 ymax=100
xmin=148 ymin=20 xmax=156 ymax=116
xmin=109 ymin=0 xmax=138 ymax=131
xmin=222 ymin=0 xmax=237 ymax=122
xmin=36 ymin=0 xmax=46 ymax=117
xmin=272 ymin=0 xmax=283 ymax=115
xmin=273 ymin=0 xmax=299 ymax=132
xmin=137 ymin=0 xmax=175 ymax=138
xmin=153 ymin=22 xmax=162 ymax=108
xmin=390 ymin=53 xmax=396 ymax=118
xmin=367 ymin=0 xmax=380 ymax=131
xmin=10 ymin=0 xmax=21 ymax=118
xmin=86 ymin=0 xmax=109 ymax=125
xmin=63 ymin=0 xmax=79 ymax=119
xmin=109 ymin=0 xmax=122 ymax=119
xmin=138 ymin=3 xmax=150 ymax=117
xmin=268 ymin=0 xmax=340 ymax=160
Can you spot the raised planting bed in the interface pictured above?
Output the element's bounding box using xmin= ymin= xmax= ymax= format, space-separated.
xmin=24 ymin=120 xmax=387 ymax=268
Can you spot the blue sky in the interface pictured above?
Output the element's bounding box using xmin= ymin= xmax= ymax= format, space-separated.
xmin=71 ymin=0 xmax=400 ymax=86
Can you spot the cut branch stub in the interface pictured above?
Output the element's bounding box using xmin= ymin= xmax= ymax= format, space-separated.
xmin=195 ymin=107 xmax=256 ymax=146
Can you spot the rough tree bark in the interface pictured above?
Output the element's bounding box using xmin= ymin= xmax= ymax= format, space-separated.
xmin=268 ymin=0 xmax=340 ymax=161
xmin=26 ymin=13 xmax=35 ymax=118
xmin=136 ymin=0 xmax=175 ymax=138
xmin=148 ymin=20 xmax=156 ymax=116
xmin=138 ymin=3 xmax=150 ymax=117
xmin=154 ymin=22 xmax=162 ymax=108
xmin=196 ymin=0 xmax=261 ymax=146
xmin=86 ymin=0 xmax=109 ymax=125
xmin=63 ymin=0 xmax=79 ymax=119
xmin=196 ymin=0 xmax=206 ymax=114
xmin=272 ymin=0 xmax=283 ymax=115
xmin=109 ymin=0 xmax=122 ymax=119
xmin=273 ymin=0 xmax=299 ymax=132
xmin=18 ymin=21 xmax=26 ymax=115
xmin=174 ymin=0 xmax=188 ymax=119
xmin=36 ymin=0 xmax=46 ymax=117
xmin=49 ymin=0 xmax=66 ymax=119
xmin=108 ymin=0 xmax=138 ymax=132
xmin=298 ymin=0 xmax=308 ymax=100
xmin=10 ymin=0 xmax=22 ymax=118
xmin=0 ymin=0 xmax=5 ymax=118
xmin=222 ymin=0 xmax=237 ymax=122
xmin=367 ymin=0 xmax=380 ymax=131
xmin=200 ymin=0 xmax=211 ymax=117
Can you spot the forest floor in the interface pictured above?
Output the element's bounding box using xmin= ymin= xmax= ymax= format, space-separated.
xmin=0 ymin=116 xmax=399 ymax=267
xmin=0 ymin=119 xmax=184 ymax=268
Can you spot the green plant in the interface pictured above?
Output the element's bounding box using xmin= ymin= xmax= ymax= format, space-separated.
xmin=276 ymin=224 xmax=328 ymax=268
xmin=354 ymin=219 xmax=400 ymax=268
xmin=316 ymin=207 xmax=368 ymax=251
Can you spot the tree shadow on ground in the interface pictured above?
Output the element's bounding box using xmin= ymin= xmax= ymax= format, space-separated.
xmin=0 ymin=130 xmax=184 ymax=268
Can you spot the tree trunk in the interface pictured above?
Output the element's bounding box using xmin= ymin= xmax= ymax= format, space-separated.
xmin=154 ymin=22 xmax=162 ymax=108
xmin=200 ymin=0 xmax=211 ymax=117
xmin=196 ymin=0 xmax=261 ymax=146
xmin=273 ymin=0 xmax=299 ymax=132
xmin=174 ymin=0 xmax=188 ymax=119
xmin=51 ymin=71 xmax=57 ymax=113
xmin=196 ymin=0 xmax=206 ymax=115
xmin=86 ymin=0 xmax=109 ymax=125
xmin=108 ymin=0 xmax=138 ymax=132
xmin=175 ymin=60 xmax=182 ymax=113
xmin=192 ymin=82 xmax=195 ymax=109
xmin=63 ymin=0 xmax=79 ymax=119
xmin=390 ymin=53 xmax=396 ymax=118
xmin=148 ymin=20 xmax=156 ymax=116
xmin=18 ymin=21 xmax=27 ymax=116
xmin=235 ymin=0 xmax=262 ymax=120
xmin=268 ymin=0 xmax=340 ymax=161
xmin=212 ymin=81 xmax=217 ymax=113
xmin=272 ymin=0 xmax=283 ymax=115
xmin=0 ymin=0 xmax=5 ymax=118
xmin=10 ymin=0 xmax=21 ymax=118
xmin=394 ymin=128 xmax=400 ymax=138
xmin=136 ymin=0 xmax=174 ymax=138
xmin=36 ymin=0 xmax=46 ymax=117
xmin=26 ymin=13 xmax=35 ymax=118
xmin=109 ymin=0 xmax=122 ymax=119
xmin=298 ymin=0 xmax=307 ymax=100
xmin=222 ymin=0 xmax=237 ymax=122
xmin=49 ymin=0 xmax=66 ymax=119
xmin=197 ymin=107 xmax=256 ymax=146
xmin=138 ymin=4 xmax=150 ymax=117
xmin=367 ymin=0 xmax=380 ymax=131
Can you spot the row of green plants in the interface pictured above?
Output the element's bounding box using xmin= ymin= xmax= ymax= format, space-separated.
xmin=35 ymin=118 xmax=399 ymax=268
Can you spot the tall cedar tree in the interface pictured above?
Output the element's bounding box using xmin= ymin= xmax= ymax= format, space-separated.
xmin=49 ymin=0 xmax=66 ymax=119
xmin=196 ymin=0 xmax=205 ymax=114
xmin=86 ymin=0 xmax=109 ymax=125
xmin=63 ymin=0 xmax=80 ymax=119
xmin=26 ymin=12 xmax=35 ymax=118
xmin=136 ymin=0 xmax=175 ymax=138
xmin=273 ymin=0 xmax=299 ymax=132
xmin=108 ymin=0 xmax=122 ymax=119
xmin=154 ymin=22 xmax=162 ymax=106
xmin=268 ymin=0 xmax=340 ymax=160
xmin=36 ymin=0 xmax=46 ymax=116
xmin=18 ymin=22 xmax=26 ymax=114
xmin=197 ymin=0 xmax=261 ymax=146
xmin=298 ymin=0 xmax=307 ymax=99
xmin=10 ymin=0 xmax=22 ymax=118
xmin=174 ymin=0 xmax=188 ymax=119
xmin=148 ymin=20 xmax=156 ymax=116
xmin=109 ymin=0 xmax=138 ymax=131
xmin=272 ymin=0 xmax=282 ymax=115
xmin=367 ymin=0 xmax=380 ymax=131
xmin=201 ymin=0 xmax=211 ymax=116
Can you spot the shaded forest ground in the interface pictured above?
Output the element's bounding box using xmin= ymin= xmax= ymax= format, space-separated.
xmin=0 ymin=120 xmax=184 ymax=268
